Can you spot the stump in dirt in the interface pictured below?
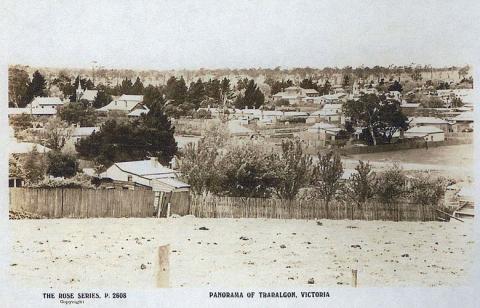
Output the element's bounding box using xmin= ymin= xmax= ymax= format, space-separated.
xmin=156 ymin=244 xmax=170 ymax=288
xmin=352 ymin=269 xmax=358 ymax=287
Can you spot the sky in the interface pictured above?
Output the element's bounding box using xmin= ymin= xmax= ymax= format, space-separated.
xmin=2 ymin=0 xmax=480 ymax=70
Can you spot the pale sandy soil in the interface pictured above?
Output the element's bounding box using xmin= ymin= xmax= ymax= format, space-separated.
xmin=7 ymin=218 xmax=474 ymax=288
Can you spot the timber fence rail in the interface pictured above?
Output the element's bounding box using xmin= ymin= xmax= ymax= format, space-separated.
xmin=9 ymin=188 xmax=155 ymax=218
xmin=188 ymin=195 xmax=438 ymax=221
xmin=10 ymin=188 xmax=438 ymax=221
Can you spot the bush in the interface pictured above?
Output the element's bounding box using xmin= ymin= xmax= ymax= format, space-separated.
xmin=408 ymin=173 xmax=447 ymax=206
xmin=375 ymin=164 xmax=406 ymax=205
xmin=46 ymin=151 xmax=78 ymax=178
xmin=32 ymin=173 xmax=94 ymax=189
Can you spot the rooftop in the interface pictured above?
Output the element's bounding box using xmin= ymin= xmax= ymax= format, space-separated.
xmin=114 ymin=159 xmax=176 ymax=178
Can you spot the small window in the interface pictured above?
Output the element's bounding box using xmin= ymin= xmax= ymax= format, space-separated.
xmin=127 ymin=175 xmax=132 ymax=182
xmin=9 ymin=179 xmax=14 ymax=187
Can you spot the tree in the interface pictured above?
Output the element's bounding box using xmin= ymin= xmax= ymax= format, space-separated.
xmin=270 ymin=79 xmax=293 ymax=95
xmin=319 ymin=80 xmax=332 ymax=95
xmin=388 ymin=80 xmax=403 ymax=92
xmin=51 ymin=71 xmax=74 ymax=99
xmin=9 ymin=114 xmax=33 ymax=130
xmin=187 ymin=78 xmax=206 ymax=108
xmin=138 ymin=100 xmax=178 ymax=165
xmin=77 ymin=101 xmax=177 ymax=168
xmin=376 ymin=100 xmax=409 ymax=143
xmin=299 ymin=77 xmax=318 ymax=91
xmin=8 ymin=67 xmax=30 ymax=107
xmin=131 ymin=77 xmax=144 ymax=94
xmin=21 ymin=146 xmax=46 ymax=185
xmin=344 ymin=161 xmax=376 ymax=212
xmin=275 ymin=139 xmax=314 ymax=200
xmin=93 ymin=90 xmax=112 ymax=108
xmin=46 ymin=151 xmax=78 ymax=178
xmin=408 ymin=174 xmax=446 ymax=208
xmin=178 ymin=142 xmax=217 ymax=194
xmin=24 ymin=70 xmax=47 ymax=104
xmin=313 ymin=151 xmax=344 ymax=218
xmin=419 ymin=96 xmax=445 ymax=108
xmin=411 ymin=70 xmax=423 ymax=82
xmin=41 ymin=117 xmax=72 ymax=151
xmin=375 ymin=164 xmax=406 ymax=206
xmin=143 ymin=85 xmax=164 ymax=108
xmin=165 ymin=76 xmax=187 ymax=103
xmin=216 ymin=142 xmax=280 ymax=198
xmin=120 ymin=78 xmax=134 ymax=94
xmin=343 ymin=94 xmax=408 ymax=146
xmin=234 ymin=79 xmax=265 ymax=109
xmin=58 ymin=102 xmax=98 ymax=127
xmin=451 ymin=97 xmax=464 ymax=108
xmin=342 ymin=74 xmax=352 ymax=91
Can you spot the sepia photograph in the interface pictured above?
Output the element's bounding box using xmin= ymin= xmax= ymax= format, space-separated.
xmin=1 ymin=0 xmax=479 ymax=307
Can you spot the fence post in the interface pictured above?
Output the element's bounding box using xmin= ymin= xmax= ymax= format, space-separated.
xmin=352 ymin=269 xmax=358 ymax=287
xmin=157 ymin=244 xmax=170 ymax=288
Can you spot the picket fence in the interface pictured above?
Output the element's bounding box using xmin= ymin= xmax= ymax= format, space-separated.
xmin=9 ymin=188 xmax=155 ymax=218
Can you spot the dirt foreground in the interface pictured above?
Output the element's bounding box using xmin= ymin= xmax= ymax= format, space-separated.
xmin=7 ymin=217 xmax=475 ymax=288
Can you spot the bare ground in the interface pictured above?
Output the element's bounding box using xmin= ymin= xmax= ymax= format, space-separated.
xmin=7 ymin=217 xmax=475 ymax=288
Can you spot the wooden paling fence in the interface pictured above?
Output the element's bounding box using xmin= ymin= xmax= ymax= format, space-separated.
xmin=10 ymin=188 xmax=438 ymax=221
xmin=9 ymin=188 xmax=155 ymax=218
xmin=187 ymin=195 xmax=438 ymax=221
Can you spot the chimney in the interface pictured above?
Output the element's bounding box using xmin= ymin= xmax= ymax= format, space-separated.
xmin=150 ymin=157 xmax=158 ymax=165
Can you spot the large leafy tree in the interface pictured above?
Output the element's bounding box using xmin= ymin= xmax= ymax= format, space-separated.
xmin=216 ymin=142 xmax=280 ymax=198
xmin=343 ymin=94 xmax=408 ymax=146
xmin=76 ymin=100 xmax=177 ymax=167
xmin=58 ymin=102 xmax=97 ymax=127
xmin=178 ymin=124 xmax=229 ymax=194
xmin=24 ymin=70 xmax=47 ymax=104
xmin=8 ymin=67 xmax=30 ymax=107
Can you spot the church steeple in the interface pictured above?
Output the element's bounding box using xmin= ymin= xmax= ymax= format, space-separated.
xmin=76 ymin=76 xmax=83 ymax=102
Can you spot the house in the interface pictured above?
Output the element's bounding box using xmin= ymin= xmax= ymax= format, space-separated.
xmin=409 ymin=117 xmax=451 ymax=132
xmin=97 ymin=99 xmax=148 ymax=113
xmin=71 ymin=126 xmax=100 ymax=143
xmin=404 ymin=126 xmax=445 ymax=142
xmin=400 ymin=102 xmax=420 ymax=116
xmin=272 ymin=86 xmax=322 ymax=105
xmin=78 ymin=89 xmax=98 ymax=104
xmin=118 ymin=94 xmax=144 ymax=102
xmin=30 ymin=97 xmax=64 ymax=109
xmin=451 ymin=111 xmax=474 ymax=132
xmin=307 ymin=122 xmax=343 ymax=142
xmin=128 ymin=108 xmax=150 ymax=118
xmin=318 ymin=93 xmax=347 ymax=104
xmin=307 ymin=104 xmax=343 ymax=124
xmin=99 ymin=158 xmax=190 ymax=215
xmin=8 ymin=107 xmax=57 ymax=117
